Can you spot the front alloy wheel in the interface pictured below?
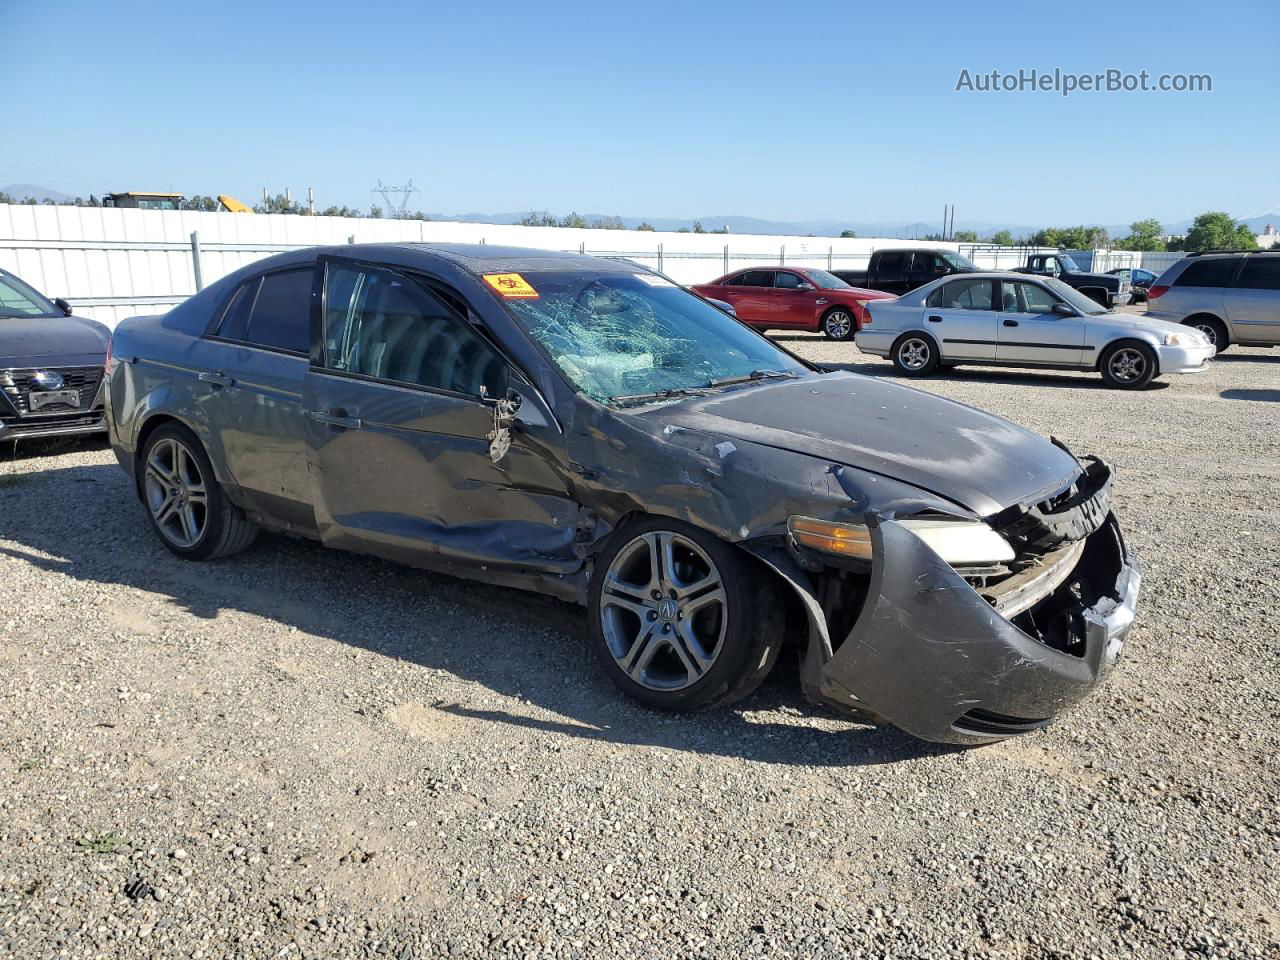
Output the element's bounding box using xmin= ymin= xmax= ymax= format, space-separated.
xmin=588 ymin=519 xmax=782 ymax=711
xmin=822 ymin=309 xmax=855 ymax=341
xmin=1100 ymin=342 xmax=1157 ymax=389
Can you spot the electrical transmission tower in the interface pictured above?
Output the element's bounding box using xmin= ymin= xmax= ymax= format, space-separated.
xmin=371 ymin=179 xmax=419 ymax=218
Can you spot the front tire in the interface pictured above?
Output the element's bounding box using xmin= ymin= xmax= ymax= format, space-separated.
xmin=1099 ymin=341 xmax=1158 ymax=389
xmin=891 ymin=333 xmax=941 ymax=376
xmin=821 ymin=307 xmax=856 ymax=341
xmin=588 ymin=517 xmax=781 ymax=711
xmin=139 ymin=423 xmax=258 ymax=560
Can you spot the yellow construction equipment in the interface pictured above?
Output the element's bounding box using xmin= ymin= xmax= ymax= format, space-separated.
xmin=217 ymin=195 xmax=253 ymax=213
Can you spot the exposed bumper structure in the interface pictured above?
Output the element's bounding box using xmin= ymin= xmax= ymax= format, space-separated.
xmin=815 ymin=514 xmax=1138 ymax=744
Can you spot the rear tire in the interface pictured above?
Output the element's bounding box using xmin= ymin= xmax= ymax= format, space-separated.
xmin=821 ymin=308 xmax=856 ymax=341
xmin=1185 ymin=315 xmax=1230 ymax=353
xmin=891 ymin=333 xmax=941 ymax=377
xmin=139 ymin=423 xmax=258 ymax=560
xmin=1099 ymin=341 xmax=1158 ymax=390
xmin=588 ymin=517 xmax=781 ymax=712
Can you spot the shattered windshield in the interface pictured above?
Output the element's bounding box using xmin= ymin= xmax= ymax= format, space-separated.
xmin=493 ymin=270 xmax=808 ymax=404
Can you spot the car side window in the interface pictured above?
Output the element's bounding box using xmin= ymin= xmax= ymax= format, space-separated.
xmin=1003 ymin=282 xmax=1058 ymax=314
xmin=775 ymin=272 xmax=804 ymax=290
xmin=322 ymin=263 xmax=507 ymax=398
xmin=721 ymin=274 xmax=746 ymax=286
xmin=739 ymin=270 xmax=775 ymax=288
xmin=215 ymin=269 xmax=312 ymax=353
xmin=1175 ymin=257 xmax=1240 ymax=288
xmin=1237 ymin=256 xmax=1280 ymax=291
xmin=876 ymin=252 xmax=907 ymax=274
xmin=927 ymin=278 xmax=995 ymax=310
xmin=909 ymin=252 xmax=937 ymax=273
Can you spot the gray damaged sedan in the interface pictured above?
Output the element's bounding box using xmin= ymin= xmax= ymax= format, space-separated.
xmin=106 ymin=244 xmax=1141 ymax=744
xmin=857 ymin=272 xmax=1215 ymax=389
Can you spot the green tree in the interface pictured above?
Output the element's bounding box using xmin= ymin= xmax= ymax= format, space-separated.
xmin=320 ymin=205 xmax=363 ymax=218
xmin=991 ymin=229 xmax=1014 ymax=245
xmin=839 ymin=229 xmax=857 ymax=238
xmin=636 ymin=222 xmax=655 ymax=231
xmin=1115 ymin=218 xmax=1165 ymax=251
xmin=558 ymin=211 xmax=588 ymax=228
xmin=953 ymin=229 xmax=979 ymax=242
xmin=692 ymin=221 xmax=705 ymax=234
xmin=0 ymin=191 xmax=16 ymax=204
xmin=591 ymin=215 xmax=626 ymax=230
xmin=1031 ymin=225 xmax=1109 ymax=249
xmin=369 ymin=204 xmax=384 ymax=219
xmin=253 ymin=193 xmax=307 ymax=215
xmin=183 ymin=195 xmax=219 ymax=212
xmin=1181 ymin=211 xmax=1257 ymax=252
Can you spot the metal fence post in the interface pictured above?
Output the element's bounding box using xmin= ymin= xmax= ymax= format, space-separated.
xmin=189 ymin=231 xmax=203 ymax=291
xmin=723 ymin=245 xmax=729 ymax=275
xmin=657 ymin=243 xmax=663 ymax=273
xmin=780 ymin=245 xmax=785 ymax=265
xmin=828 ymin=245 xmax=833 ymax=270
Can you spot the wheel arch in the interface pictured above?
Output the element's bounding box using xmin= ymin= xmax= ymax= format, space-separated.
xmin=134 ymin=412 xmax=235 ymax=494
xmin=1097 ymin=336 xmax=1160 ymax=376
xmin=1182 ymin=312 xmax=1231 ymax=346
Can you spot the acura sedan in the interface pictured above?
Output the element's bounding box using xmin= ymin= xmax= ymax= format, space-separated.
xmin=857 ymin=272 xmax=1215 ymax=389
xmin=106 ymin=244 xmax=1140 ymax=744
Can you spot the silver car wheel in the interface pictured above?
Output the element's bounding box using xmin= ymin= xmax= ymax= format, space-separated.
xmin=823 ymin=310 xmax=852 ymax=339
xmin=1107 ymin=347 xmax=1147 ymax=383
xmin=1192 ymin=321 xmax=1219 ymax=346
xmin=144 ymin=437 xmax=209 ymax=548
xmin=599 ymin=531 xmax=728 ymax=692
xmin=899 ymin=337 xmax=931 ymax=370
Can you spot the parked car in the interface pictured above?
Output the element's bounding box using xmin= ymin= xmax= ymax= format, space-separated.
xmin=830 ymin=248 xmax=979 ymax=296
xmin=601 ymin=257 xmax=737 ymax=317
xmin=1145 ymin=250 xmax=1280 ymax=351
xmin=1014 ymin=254 xmax=1131 ymax=307
xmin=0 ymin=268 xmax=110 ymax=442
xmin=1107 ymin=267 xmax=1158 ymax=303
xmin=106 ymin=244 xmax=1141 ymax=745
xmin=857 ymin=272 xmax=1214 ymax=389
xmin=691 ymin=266 xmax=894 ymax=340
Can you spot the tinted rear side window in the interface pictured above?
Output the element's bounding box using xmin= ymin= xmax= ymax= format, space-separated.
xmin=1237 ymin=256 xmax=1280 ymax=291
xmin=739 ymin=270 xmax=775 ymax=287
xmin=876 ymin=252 xmax=908 ymax=273
xmin=216 ymin=278 xmax=258 ymax=341
xmin=247 ymin=269 xmax=313 ymax=353
xmin=1174 ymin=257 xmax=1240 ymax=288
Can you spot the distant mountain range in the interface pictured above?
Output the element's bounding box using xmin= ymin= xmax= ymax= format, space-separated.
xmin=5 ymin=182 xmax=1277 ymax=240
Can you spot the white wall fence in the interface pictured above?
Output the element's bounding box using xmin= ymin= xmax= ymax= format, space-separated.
xmin=1088 ymin=250 xmax=1184 ymax=275
xmin=2 ymin=204 xmax=1064 ymax=327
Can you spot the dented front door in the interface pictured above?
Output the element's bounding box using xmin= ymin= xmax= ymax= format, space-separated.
xmin=303 ymin=258 xmax=580 ymax=573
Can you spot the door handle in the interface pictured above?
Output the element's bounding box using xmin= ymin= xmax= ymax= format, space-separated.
xmin=306 ymin=409 xmax=362 ymax=429
xmin=1003 ymin=319 xmax=1020 ymax=327
xmin=198 ymin=371 xmax=233 ymax=388
xmin=927 ymin=315 xmax=943 ymax=323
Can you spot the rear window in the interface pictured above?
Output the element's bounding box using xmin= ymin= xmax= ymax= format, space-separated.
xmin=1174 ymin=257 xmax=1241 ymax=288
xmin=738 ymin=270 xmax=774 ymax=287
xmin=1237 ymin=255 xmax=1280 ymax=291
xmin=247 ymin=269 xmax=312 ymax=353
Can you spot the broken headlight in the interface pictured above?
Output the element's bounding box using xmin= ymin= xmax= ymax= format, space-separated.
xmin=789 ymin=516 xmax=1014 ymax=566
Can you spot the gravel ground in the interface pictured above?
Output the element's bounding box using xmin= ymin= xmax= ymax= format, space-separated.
xmin=2 ymin=332 xmax=1278 ymax=959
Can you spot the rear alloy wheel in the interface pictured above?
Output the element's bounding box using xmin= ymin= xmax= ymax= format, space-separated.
xmin=892 ymin=333 xmax=940 ymax=376
xmin=140 ymin=424 xmax=258 ymax=560
xmin=821 ymin=308 xmax=855 ymax=341
xmin=1187 ymin=316 xmax=1229 ymax=352
xmin=1100 ymin=341 xmax=1157 ymax=389
xmin=589 ymin=519 xmax=781 ymax=711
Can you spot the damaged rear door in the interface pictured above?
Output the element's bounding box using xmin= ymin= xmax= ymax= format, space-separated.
xmin=303 ymin=257 xmax=581 ymax=573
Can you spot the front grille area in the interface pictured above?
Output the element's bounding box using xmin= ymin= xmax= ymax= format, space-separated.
xmin=0 ymin=366 xmax=104 ymax=422
xmin=953 ymin=708 xmax=1053 ymax=737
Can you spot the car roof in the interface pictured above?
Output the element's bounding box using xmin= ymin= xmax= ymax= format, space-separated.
xmin=390 ymin=242 xmax=636 ymax=274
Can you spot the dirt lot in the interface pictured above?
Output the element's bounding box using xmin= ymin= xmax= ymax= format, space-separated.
xmin=2 ymin=338 xmax=1278 ymax=959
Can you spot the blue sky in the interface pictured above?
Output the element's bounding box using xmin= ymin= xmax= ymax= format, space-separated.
xmin=2 ymin=0 xmax=1277 ymax=228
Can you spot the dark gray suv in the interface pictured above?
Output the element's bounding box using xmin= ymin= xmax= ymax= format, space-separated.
xmin=1146 ymin=251 xmax=1280 ymax=350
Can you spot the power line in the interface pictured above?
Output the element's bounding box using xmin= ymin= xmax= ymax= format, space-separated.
xmin=371 ymin=179 xmax=418 ymax=218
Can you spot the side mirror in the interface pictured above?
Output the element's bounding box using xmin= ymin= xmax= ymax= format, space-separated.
xmin=1051 ymin=302 xmax=1076 ymax=317
xmin=54 ymin=297 xmax=73 ymax=316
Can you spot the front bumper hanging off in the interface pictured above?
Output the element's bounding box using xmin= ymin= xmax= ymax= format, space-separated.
xmin=815 ymin=514 xmax=1139 ymax=744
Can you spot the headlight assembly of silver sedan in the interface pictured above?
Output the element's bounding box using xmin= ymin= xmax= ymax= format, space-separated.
xmin=788 ymin=516 xmax=1014 ymax=566
xmin=1163 ymin=331 xmax=1203 ymax=347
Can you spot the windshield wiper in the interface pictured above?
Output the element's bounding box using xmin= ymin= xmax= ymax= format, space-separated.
xmin=609 ymin=386 xmax=711 ymax=407
xmin=705 ymin=368 xmax=798 ymax=389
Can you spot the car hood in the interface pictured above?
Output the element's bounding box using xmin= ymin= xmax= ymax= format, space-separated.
xmin=649 ymin=372 xmax=1082 ymax=517
xmin=1071 ymin=271 xmax=1121 ymax=285
xmin=835 ymin=287 xmax=896 ymax=300
xmin=0 ymin=314 xmax=110 ymax=367
xmin=1090 ymin=311 xmax=1204 ymax=339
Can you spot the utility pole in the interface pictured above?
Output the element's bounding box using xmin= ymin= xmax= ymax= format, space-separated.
xmin=307 ymin=187 xmax=315 ymax=216
xmin=372 ymin=179 xmax=419 ymax=219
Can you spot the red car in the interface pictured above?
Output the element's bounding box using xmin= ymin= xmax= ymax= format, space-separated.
xmin=692 ymin=266 xmax=895 ymax=341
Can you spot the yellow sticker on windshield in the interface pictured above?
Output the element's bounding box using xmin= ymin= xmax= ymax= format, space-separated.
xmin=483 ymin=273 xmax=539 ymax=298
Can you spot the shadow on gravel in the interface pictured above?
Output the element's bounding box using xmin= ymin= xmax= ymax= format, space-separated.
xmin=2 ymin=434 xmax=110 ymax=463
xmin=1220 ymin=388 xmax=1280 ymax=403
xmin=0 ymin=461 xmax=952 ymax=770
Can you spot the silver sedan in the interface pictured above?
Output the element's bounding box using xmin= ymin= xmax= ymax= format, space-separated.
xmin=856 ymin=272 xmax=1215 ymax=389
